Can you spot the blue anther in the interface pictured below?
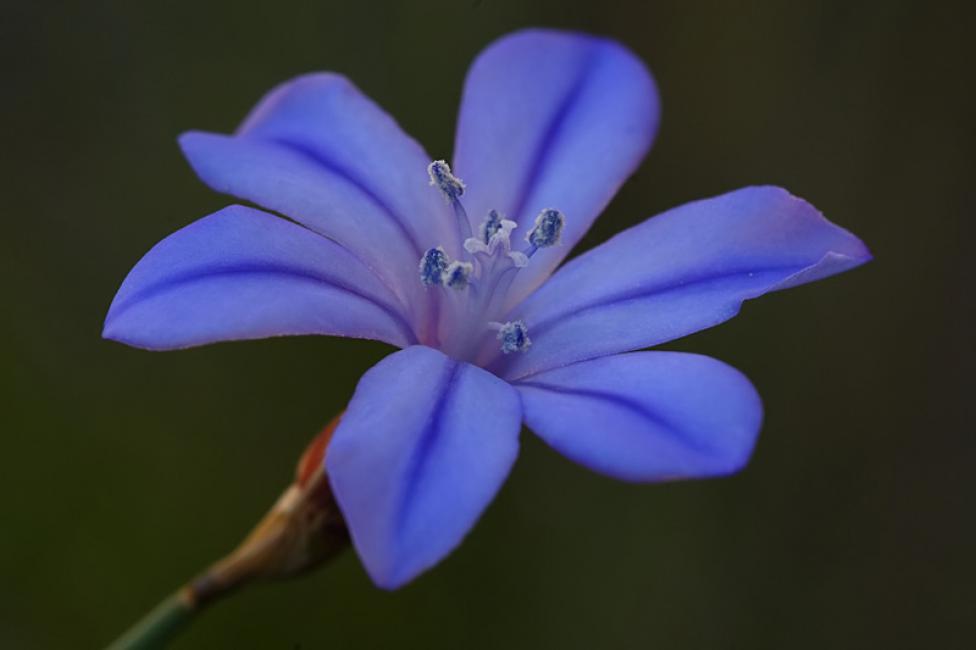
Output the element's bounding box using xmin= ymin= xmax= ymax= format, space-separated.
xmin=419 ymin=247 xmax=449 ymax=286
xmin=496 ymin=320 xmax=531 ymax=354
xmin=526 ymin=208 xmax=565 ymax=248
xmin=443 ymin=261 xmax=473 ymax=290
xmin=427 ymin=160 xmax=465 ymax=203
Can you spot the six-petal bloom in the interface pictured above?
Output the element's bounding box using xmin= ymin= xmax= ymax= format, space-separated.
xmin=104 ymin=29 xmax=871 ymax=589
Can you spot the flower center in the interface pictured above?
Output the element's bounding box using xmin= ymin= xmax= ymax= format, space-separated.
xmin=421 ymin=160 xmax=565 ymax=363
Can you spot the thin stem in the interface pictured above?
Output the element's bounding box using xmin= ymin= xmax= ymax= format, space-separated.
xmin=106 ymin=590 xmax=196 ymax=650
xmin=451 ymin=198 xmax=473 ymax=246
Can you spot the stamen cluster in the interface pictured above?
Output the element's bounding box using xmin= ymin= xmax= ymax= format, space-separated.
xmin=420 ymin=160 xmax=565 ymax=360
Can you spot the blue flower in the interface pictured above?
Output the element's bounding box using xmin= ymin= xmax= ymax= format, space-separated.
xmin=103 ymin=29 xmax=871 ymax=589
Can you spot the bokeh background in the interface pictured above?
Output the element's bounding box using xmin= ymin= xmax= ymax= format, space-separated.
xmin=2 ymin=1 xmax=973 ymax=648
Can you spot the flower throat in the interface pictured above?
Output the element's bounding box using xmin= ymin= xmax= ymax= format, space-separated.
xmin=419 ymin=160 xmax=564 ymax=363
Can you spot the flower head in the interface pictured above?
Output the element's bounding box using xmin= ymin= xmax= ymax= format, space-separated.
xmin=104 ymin=29 xmax=871 ymax=589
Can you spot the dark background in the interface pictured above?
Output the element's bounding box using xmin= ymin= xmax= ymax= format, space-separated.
xmin=2 ymin=1 xmax=973 ymax=648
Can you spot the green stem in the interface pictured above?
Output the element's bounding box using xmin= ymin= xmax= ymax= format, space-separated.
xmin=105 ymin=590 xmax=197 ymax=650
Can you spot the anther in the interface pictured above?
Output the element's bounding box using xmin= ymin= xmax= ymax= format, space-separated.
xmin=526 ymin=208 xmax=565 ymax=249
xmin=490 ymin=320 xmax=531 ymax=354
xmin=419 ymin=247 xmax=449 ymax=286
xmin=443 ymin=261 xmax=473 ymax=290
xmin=427 ymin=160 xmax=465 ymax=203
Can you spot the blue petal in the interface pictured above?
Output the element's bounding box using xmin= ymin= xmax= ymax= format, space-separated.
xmin=453 ymin=29 xmax=660 ymax=307
xmin=180 ymin=132 xmax=425 ymax=316
xmin=497 ymin=186 xmax=872 ymax=380
xmin=517 ymin=352 xmax=762 ymax=482
xmin=103 ymin=205 xmax=416 ymax=350
xmin=180 ymin=73 xmax=457 ymax=313
xmin=327 ymin=346 xmax=521 ymax=589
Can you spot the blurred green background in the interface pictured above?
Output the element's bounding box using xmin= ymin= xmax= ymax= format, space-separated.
xmin=2 ymin=0 xmax=973 ymax=647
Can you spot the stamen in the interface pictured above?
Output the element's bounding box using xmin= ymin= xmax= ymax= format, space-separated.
xmin=443 ymin=261 xmax=473 ymax=290
xmin=427 ymin=160 xmax=465 ymax=202
xmin=490 ymin=320 xmax=531 ymax=354
xmin=428 ymin=160 xmax=473 ymax=243
xmin=419 ymin=247 xmax=449 ymax=286
xmin=526 ymin=208 xmax=565 ymax=249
